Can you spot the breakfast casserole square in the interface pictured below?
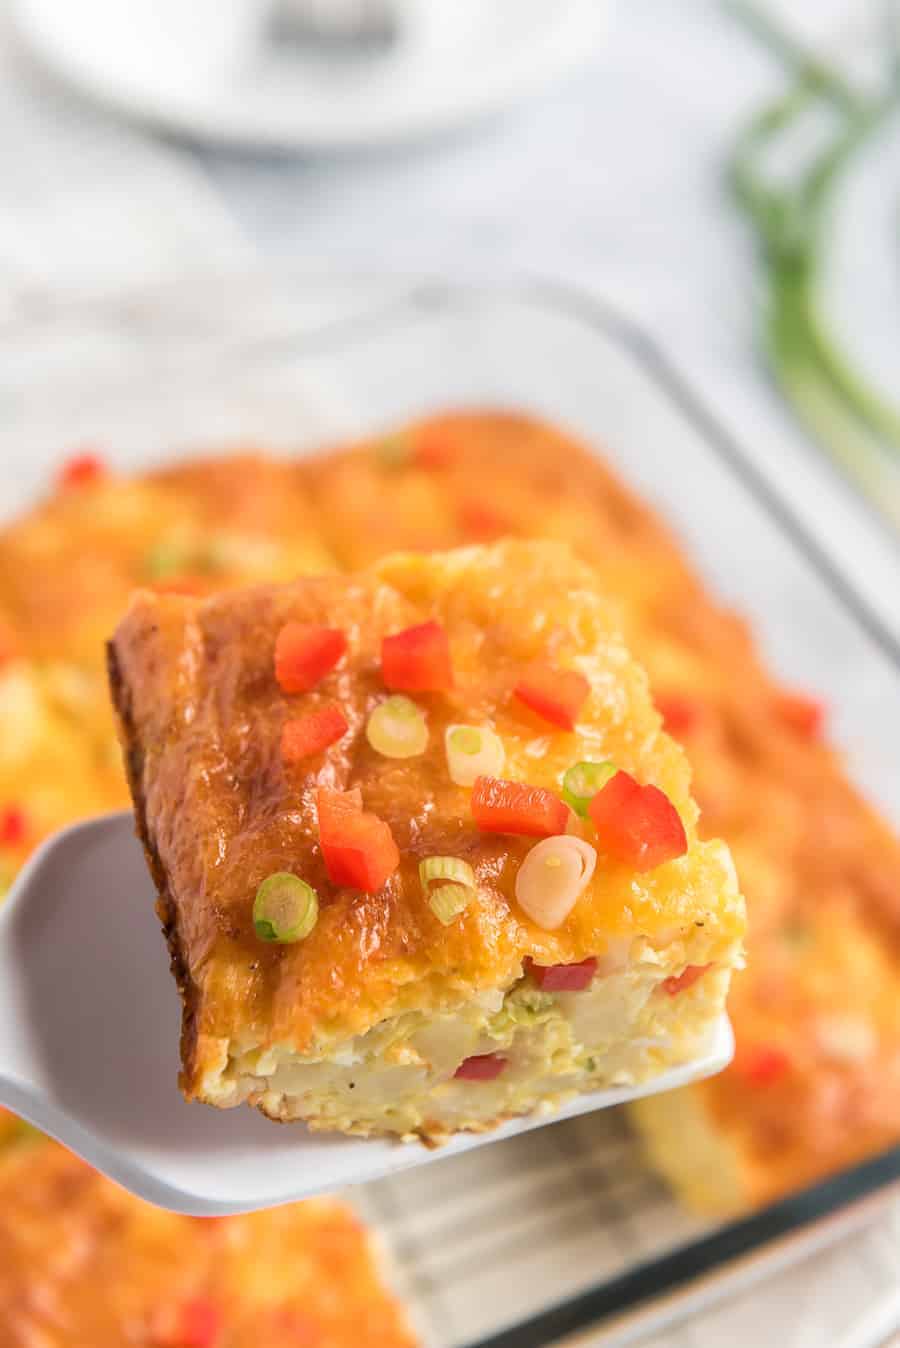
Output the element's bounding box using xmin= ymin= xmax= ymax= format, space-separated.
xmin=109 ymin=539 xmax=745 ymax=1140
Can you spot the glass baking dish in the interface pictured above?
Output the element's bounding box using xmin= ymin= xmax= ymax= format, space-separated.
xmin=1 ymin=274 xmax=898 ymax=1347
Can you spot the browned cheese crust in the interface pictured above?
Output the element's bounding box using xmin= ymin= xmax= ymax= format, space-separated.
xmin=108 ymin=543 xmax=741 ymax=1117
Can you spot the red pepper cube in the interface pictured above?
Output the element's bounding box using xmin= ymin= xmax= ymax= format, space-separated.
xmin=154 ymin=1298 xmax=222 ymax=1348
xmin=58 ymin=452 xmax=107 ymax=490
xmin=513 ymin=664 xmax=590 ymax=731
xmin=281 ymin=706 xmax=348 ymax=763
xmin=775 ymin=690 xmax=825 ymax=738
xmin=471 ymin=775 xmax=569 ymax=838
xmin=661 ymin=963 xmax=711 ymax=996
xmin=526 ymin=956 xmax=597 ymax=992
xmin=0 ymin=805 xmax=27 ymax=847
xmin=454 ymin=1053 xmax=507 ymax=1081
xmin=733 ymin=1043 xmax=791 ymax=1088
xmin=381 ymin=620 xmax=453 ymax=693
xmin=316 ymin=788 xmax=399 ymax=893
xmin=457 ymin=499 xmax=511 ymax=541
xmin=656 ymin=693 xmax=703 ymax=736
xmin=588 ymin=770 xmax=687 ymax=872
xmin=275 ymin=623 xmax=347 ymax=694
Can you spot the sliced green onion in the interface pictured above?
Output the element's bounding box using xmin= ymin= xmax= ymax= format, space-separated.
xmin=366 ymin=695 xmax=428 ymax=758
xmin=144 ymin=533 xmax=236 ymax=581
xmin=449 ymin=726 xmax=480 ymax=753
xmin=253 ymin=872 xmax=318 ymax=944
xmin=144 ymin=540 xmax=192 ymax=580
xmin=419 ymin=855 xmax=476 ymax=892
xmin=374 ymin=436 xmax=411 ymax=469
xmin=445 ymin=723 xmax=505 ymax=786
xmin=562 ymin=760 xmax=616 ymax=816
xmin=515 ymin=836 xmax=597 ymax=930
xmin=428 ymin=883 xmax=472 ymax=926
xmin=420 ymin=857 xmax=476 ymax=925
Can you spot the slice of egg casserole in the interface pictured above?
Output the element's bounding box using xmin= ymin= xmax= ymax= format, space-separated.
xmin=109 ymin=541 xmax=745 ymax=1140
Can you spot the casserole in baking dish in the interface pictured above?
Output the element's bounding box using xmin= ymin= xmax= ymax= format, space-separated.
xmin=0 ymin=409 xmax=896 ymax=1208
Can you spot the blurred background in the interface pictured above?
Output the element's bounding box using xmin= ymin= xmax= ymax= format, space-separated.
xmin=1 ymin=2 xmax=899 ymax=1346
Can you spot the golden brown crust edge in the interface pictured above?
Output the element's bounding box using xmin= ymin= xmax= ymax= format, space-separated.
xmin=106 ymin=638 xmax=202 ymax=1099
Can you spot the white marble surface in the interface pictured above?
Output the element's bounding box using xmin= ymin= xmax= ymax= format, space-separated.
xmin=0 ymin=1 xmax=898 ymax=1344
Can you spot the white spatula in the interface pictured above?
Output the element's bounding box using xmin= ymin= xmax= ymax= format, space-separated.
xmin=0 ymin=812 xmax=733 ymax=1215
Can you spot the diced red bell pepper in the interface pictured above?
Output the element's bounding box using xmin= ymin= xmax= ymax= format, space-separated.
xmin=513 ymin=665 xmax=590 ymax=731
xmin=0 ymin=805 xmax=27 ymax=847
xmin=588 ymin=770 xmax=687 ymax=871
xmin=526 ymin=956 xmax=598 ymax=991
xmin=316 ymin=788 xmax=399 ymax=893
xmin=457 ymin=499 xmax=511 ymax=541
xmin=733 ymin=1044 xmax=791 ymax=1088
xmin=275 ymin=623 xmax=347 ymax=694
xmin=661 ymin=963 xmax=711 ymax=996
xmin=381 ymin=620 xmax=453 ymax=693
xmin=58 ymin=452 xmax=107 ymax=490
xmin=454 ymin=1053 xmax=507 ymax=1081
xmin=281 ymin=706 xmax=348 ymax=763
xmin=775 ymin=691 xmax=825 ymax=738
xmin=154 ymin=1298 xmax=221 ymax=1347
xmin=413 ymin=424 xmax=455 ymax=469
xmin=471 ymin=776 xmax=569 ymax=838
xmin=656 ymin=693 xmax=703 ymax=735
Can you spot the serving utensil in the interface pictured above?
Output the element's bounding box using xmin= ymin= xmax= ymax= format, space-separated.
xmin=0 ymin=812 xmax=733 ymax=1215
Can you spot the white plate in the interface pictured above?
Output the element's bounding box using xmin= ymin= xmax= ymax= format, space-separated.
xmin=9 ymin=0 xmax=612 ymax=150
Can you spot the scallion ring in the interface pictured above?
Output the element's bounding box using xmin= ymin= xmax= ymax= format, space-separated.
xmin=253 ymin=872 xmax=319 ymax=944
xmin=374 ymin=436 xmax=411 ymax=468
xmin=515 ymin=836 xmax=597 ymax=930
xmin=562 ymin=760 xmax=616 ymax=817
xmin=445 ymin=723 xmax=505 ymax=786
xmin=420 ymin=856 xmax=476 ymax=925
xmin=419 ymin=855 xmax=475 ymax=891
xmin=144 ymin=540 xmax=192 ymax=580
xmin=366 ymin=695 xmax=428 ymax=759
xmin=428 ymin=883 xmax=472 ymax=926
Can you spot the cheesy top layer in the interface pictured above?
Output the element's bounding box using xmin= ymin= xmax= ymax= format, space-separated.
xmin=111 ymin=541 xmax=743 ymax=1078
